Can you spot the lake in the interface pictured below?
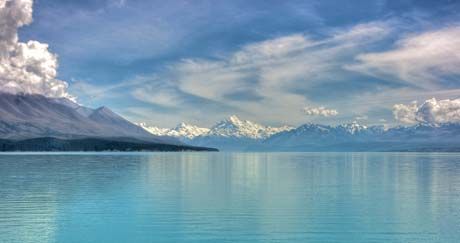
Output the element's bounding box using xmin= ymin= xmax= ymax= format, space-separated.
xmin=0 ymin=152 xmax=459 ymax=243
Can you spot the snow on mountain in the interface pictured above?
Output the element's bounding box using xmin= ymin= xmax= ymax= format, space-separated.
xmin=207 ymin=115 xmax=293 ymax=139
xmin=262 ymin=121 xmax=460 ymax=151
xmin=139 ymin=115 xmax=294 ymax=150
xmin=140 ymin=115 xmax=293 ymax=140
xmin=138 ymin=122 xmax=209 ymax=139
xmin=138 ymin=123 xmax=170 ymax=136
xmin=337 ymin=121 xmax=368 ymax=134
xmin=171 ymin=123 xmax=211 ymax=138
xmin=139 ymin=115 xmax=460 ymax=151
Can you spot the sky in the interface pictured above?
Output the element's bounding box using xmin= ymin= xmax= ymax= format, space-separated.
xmin=3 ymin=0 xmax=460 ymax=127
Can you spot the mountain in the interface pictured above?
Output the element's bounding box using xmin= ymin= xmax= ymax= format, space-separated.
xmin=140 ymin=115 xmax=294 ymax=151
xmin=261 ymin=122 xmax=460 ymax=152
xmin=139 ymin=122 xmax=210 ymax=139
xmin=141 ymin=116 xmax=460 ymax=151
xmin=207 ymin=115 xmax=293 ymax=139
xmin=0 ymin=92 xmax=186 ymax=148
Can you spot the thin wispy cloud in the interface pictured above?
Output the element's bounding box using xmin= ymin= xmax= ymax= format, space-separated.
xmin=347 ymin=25 xmax=460 ymax=89
xmin=127 ymin=21 xmax=394 ymax=125
xmin=15 ymin=0 xmax=460 ymax=127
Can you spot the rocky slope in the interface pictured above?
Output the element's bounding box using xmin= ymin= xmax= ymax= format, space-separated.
xmin=0 ymin=92 xmax=179 ymax=145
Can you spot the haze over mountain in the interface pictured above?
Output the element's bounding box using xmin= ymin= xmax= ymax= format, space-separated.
xmin=260 ymin=122 xmax=460 ymax=152
xmin=141 ymin=117 xmax=460 ymax=152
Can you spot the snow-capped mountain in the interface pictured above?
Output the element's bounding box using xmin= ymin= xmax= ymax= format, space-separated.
xmin=139 ymin=122 xmax=210 ymax=139
xmin=140 ymin=115 xmax=294 ymax=150
xmin=261 ymin=122 xmax=460 ymax=151
xmin=0 ymin=92 xmax=178 ymax=144
xmin=140 ymin=115 xmax=460 ymax=152
xmin=207 ymin=115 xmax=293 ymax=139
xmin=336 ymin=121 xmax=368 ymax=134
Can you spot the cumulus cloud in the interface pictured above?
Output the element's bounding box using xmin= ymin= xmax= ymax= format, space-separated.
xmin=304 ymin=106 xmax=338 ymax=117
xmin=347 ymin=26 xmax=460 ymax=89
xmin=393 ymin=101 xmax=418 ymax=124
xmin=393 ymin=98 xmax=460 ymax=124
xmin=0 ymin=0 xmax=71 ymax=99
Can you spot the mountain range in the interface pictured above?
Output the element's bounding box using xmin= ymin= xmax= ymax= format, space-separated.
xmin=139 ymin=115 xmax=294 ymax=151
xmin=140 ymin=117 xmax=460 ymax=152
xmin=0 ymin=93 xmax=215 ymax=151
xmin=1 ymin=92 xmax=459 ymax=152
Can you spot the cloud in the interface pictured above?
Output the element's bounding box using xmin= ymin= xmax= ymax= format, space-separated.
xmin=0 ymin=0 xmax=72 ymax=99
xmin=132 ymin=85 xmax=183 ymax=109
xmin=355 ymin=115 xmax=368 ymax=121
xmin=393 ymin=101 xmax=419 ymax=124
xmin=111 ymin=0 xmax=126 ymax=8
xmin=393 ymin=98 xmax=460 ymax=124
xmin=304 ymin=106 xmax=338 ymax=117
xmin=347 ymin=25 xmax=460 ymax=89
xmin=129 ymin=21 xmax=392 ymax=124
xmin=173 ymin=22 xmax=392 ymax=101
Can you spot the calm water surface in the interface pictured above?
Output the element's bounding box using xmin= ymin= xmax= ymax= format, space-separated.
xmin=0 ymin=152 xmax=459 ymax=243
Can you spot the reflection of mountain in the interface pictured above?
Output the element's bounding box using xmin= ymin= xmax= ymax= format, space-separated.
xmin=0 ymin=93 xmax=215 ymax=151
xmin=142 ymin=117 xmax=460 ymax=152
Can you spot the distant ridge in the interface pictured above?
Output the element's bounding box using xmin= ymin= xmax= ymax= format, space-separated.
xmin=141 ymin=117 xmax=460 ymax=152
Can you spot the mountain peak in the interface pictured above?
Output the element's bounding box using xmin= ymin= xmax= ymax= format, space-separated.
xmin=52 ymin=97 xmax=80 ymax=109
xmin=175 ymin=122 xmax=194 ymax=129
xmin=210 ymin=116 xmax=292 ymax=139
xmin=139 ymin=122 xmax=209 ymax=139
xmin=140 ymin=116 xmax=292 ymax=141
xmin=338 ymin=121 xmax=367 ymax=134
xmin=95 ymin=106 xmax=112 ymax=113
xmin=225 ymin=115 xmax=244 ymax=125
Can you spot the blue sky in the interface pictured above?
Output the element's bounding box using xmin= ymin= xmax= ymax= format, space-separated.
xmin=18 ymin=0 xmax=460 ymax=127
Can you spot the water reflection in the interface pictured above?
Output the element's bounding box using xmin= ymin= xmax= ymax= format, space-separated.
xmin=0 ymin=153 xmax=459 ymax=242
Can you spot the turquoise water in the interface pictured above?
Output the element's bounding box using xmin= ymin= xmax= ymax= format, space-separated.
xmin=0 ymin=153 xmax=459 ymax=243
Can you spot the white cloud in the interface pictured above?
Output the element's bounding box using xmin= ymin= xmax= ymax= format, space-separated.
xmin=0 ymin=0 xmax=72 ymax=99
xmin=132 ymin=21 xmax=392 ymax=124
xmin=231 ymin=34 xmax=315 ymax=64
xmin=347 ymin=25 xmax=460 ymax=89
xmin=304 ymin=106 xmax=338 ymax=117
xmin=110 ymin=0 xmax=126 ymax=8
xmin=393 ymin=101 xmax=418 ymax=124
xmin=393 ymin=98 xmax=460 ymax=124
xmin=171 ymin=22 xmax=392 ymax=102
xmin=355 ymin=115 xmax=368 ymax=121
xmin=132 ymin=86 xmax=182 ymax=108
